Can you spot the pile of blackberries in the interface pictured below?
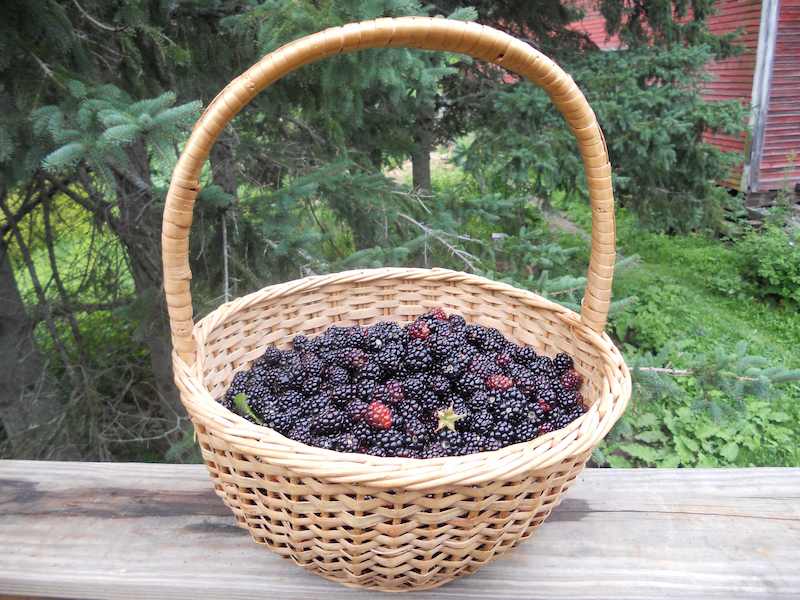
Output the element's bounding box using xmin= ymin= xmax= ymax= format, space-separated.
xmin=222 ymin=308 xmax=587 ymax=458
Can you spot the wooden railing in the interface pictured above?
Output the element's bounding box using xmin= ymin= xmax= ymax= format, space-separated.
xmin=1 ymin=461 xmax=798 ymax=598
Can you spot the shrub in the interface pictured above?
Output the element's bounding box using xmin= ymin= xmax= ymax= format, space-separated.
xmin=737 ymin=226 xmax=800 ymax=305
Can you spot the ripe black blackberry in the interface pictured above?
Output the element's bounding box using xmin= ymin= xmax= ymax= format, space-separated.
xmin=469 ymin=355 xmax=500 ymax=379
xmin=481 ymin=328 xmax=508 ymax=353
xmin=428 ymin=332 xmax=458 ymax=361
xmin=448 ymin=314 xmax=466 ymax=330
xmin=258 ymin=346 xmax=283 ymax=367
xmin=248 ymin=395 xmax=273 ymax=422
xmin=553 ymin=352 xmax=574 ymax=374
xmin=537 ymin=384 xmax=557 ymax=405
xmin=464 ymin=410 xmax=493 ymax=435
xmin=403 ymin=417 xmax=429 ymax=448
xmin=491 ymin=421 xmax=515 ymax=445
xmin=266 ymin=409 xmax=298 ymax=434
xmin=428 ymin=374 xmax=451 ymax=396
xmin=324 ymin=365 xmax=350 ymax=386
xmin=496 ymin=388 xmax=526 ymax=421
xmin=372 ymin=430 xmax=406 ymax=455
xmin=514 ymin=345 xmax=537 ymax=365
xmin=465 ymin=324 xmax=486 ymax=348
xmin=301 ymin=377 xmax=322 ymax=396
xmin=345 ymin=348 xmax=368 ymax=370
xmin=455 ymin=372 xmax=484 ymax=397
xmin=355 ymin=378 xmax=377 ymax=402
xmin=404 ymin=340 xmax=432 ymax=372
xmin=292 ymin=335 xmax=310 ymax=352
xmin=515 ymin=421 xmax=538 ymax=443
xmin=225 ymin=371 xmax=250 ymax=410
xmin=514 ymin=369 xmax=537 ymax=397
xmin=352 ymin=421 xmax=376 ymax=447
xmin=276 ymin=390 xmax=305 ymax=412
xmin=417 ymin=390 xmax=440 ymax=412
xmin=434 ymin=429 xmax=463 ymax=454
xmin=300 ymin=352 xmax=323 ymax=378
xmin=459 ymin=432 xmax=484 ymax=455
xmin=330 ymin=384 xmax=358 ymax=405
xmin=421 ymin=442 xmax=447 ymax=459
xmin=357 ymin=361 xmax=382 ymax=382
xmin=468 ymin=390 xmax=501 ymax=413
xmin=312 ymin=407 xmax=346 ymax=435
xmin=403 ymin=376 xmax=426 ymax=401
xmin=289 ymin=422 xmax=314 ymax=445
xmin=376 ymin=343 xmax=404 ymax=374
xmin=531 ymin=355 xmax=555 ymax=376
xmin=334 ymin=433 xmax=360 ymax=453
xmin=346 ymin=399 xmax=369 ymax=422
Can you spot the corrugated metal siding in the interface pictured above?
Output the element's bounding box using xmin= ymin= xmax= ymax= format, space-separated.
xmin=755 ymin=0 xmax=800 ymax=192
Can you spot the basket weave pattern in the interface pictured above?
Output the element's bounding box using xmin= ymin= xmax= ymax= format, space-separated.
xmin=163 ymin=18 xmax=631 ymax=592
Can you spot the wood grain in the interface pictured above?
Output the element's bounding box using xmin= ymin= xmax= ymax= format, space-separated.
xmin=1 ymin=461 xmax=798 ymax=599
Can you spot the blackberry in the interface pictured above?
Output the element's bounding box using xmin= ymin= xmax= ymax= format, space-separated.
xmin=373 ymin=430 xmax=406 ymax=455
xmin=531 ymin=355 xmax=555 ymax=376
xmin=385 ymin=380 xmax=405 ymax=404
xmin=424 ymin=307 xmax=448 ymax=321
xmin=249 ymin=395 xmax=273 ymax=421
xmin=300 ymin=352 xmax=323 ymax=378
xmin=465 ymin=324 xmax=486 ymax=348
xmin=404 ymin=340 xmax=432 ymax=372
xmin=266 ymin=409 xmax=298 ymax=434
xmin=456 ymin=372 xmax=484 ymax=397
xmin=301 ymin=377 xmax=322 ymax=396
xmin=358 ymin=361 xmax=382 ymax=381
xmin=515 ymin=421 xmax=538 ymax=443
xmin=553 ymin=352 xmax=574 ymax=374
xmin=497 ymin=388 xmax=526 ymax=421
xmin=470 ymin=355 xmax=501 ymax=379
xmin=514 ymin=346 xmax=538 ymax=365
xmin=481 ymin=328 xmax=507 ymax=353
xmin=292 ymin=335 xmax=310 ymax=352
xmin=403 ymin=417 xmax=430 ymax=448
xmin=464 ymin=410 xmax=493 ymax=435
xmin=324 ymin=365 xmax=350 ymax=386
xmin=397 ymin=400 xmax=423 ymax=422
xmin=486 ymin=373 xmax=513 ymax=391
xmin=417 ymin=390 xmax=440 ymax=412
xmin=330 ymin=384 xmax=358 ymax=405
xmin=538 ymin=422 xmax=554 ymax=435
xmin=421 ymin=442 xmax=447 ymax=459
xmin=376 ymin=343 xmax=404 ymax=374
xmin=264 ymin=367 xmax=294 ymax=393
xmin=347 ymin=399 xmax=369 ymax=422
xmin=483 ymin=437 xmax=503 ymax=452
xmin=277 ymin=389 xmax=305 ymax=412
xmin=345 ymin=348 xmax=368 ymax=370
xmin=537 ymin=384 xmax=557 ymax=405
xmin=365 ymin=400 xmax=393 ymax=430
xmin=312 ymin=407 xmax=346 ymax=435
xmin=355 ymin=378 xmax=378 ymax=402
xmin=469 ymin=390 xmax=501 ymax=413
xmin=429 ymin=333 xmax=457 ymax=361
xmin=514 ymin=369 xmax=537 ymax=397
xmin=448 ymin=314 xmax=466 ymax=330
xmin=258 ymin=346 xmax=283 ymax=367
xmin=289 ymin=422 xmax=314 ymax=445
xmin=406 ymin=319 xmax=431 ymax=340
xmin=352 ymin=421 xmax=376 ymax=447
xmin=428 ymin=374 xmax=451 ymax=396
xmin=314 ymin=436 xmax=336 ymax=450
xmin=334 ymin=433 xmax=360 ymax=453
xmin=560 ymin=369 xmax=583 ymax=391
xmin=439 ymin=350 xmax=472 ymax=379
xmin=491 ymin=421 xmax=515 ymax=445
xmin=459 ymin=432 xmax=484 ymax=455
xmin=403 ymin=376 xmax=426 ymax=401
xmin=434 ymin=429 xmax=463 ymax=453
xmin=495 ymin=352 xmax=513 ymax=368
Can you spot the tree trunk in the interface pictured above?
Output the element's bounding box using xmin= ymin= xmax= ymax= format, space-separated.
xmin=411 ymin=102 xmax=434 ymax=195
xmin=112 ymin=140 xmax=183 ymax=419
xmin=0 ymin=250 xmax=81 ymax=458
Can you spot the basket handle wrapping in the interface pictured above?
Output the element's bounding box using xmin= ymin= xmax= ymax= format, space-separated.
xmin=162 ymin=17 xmax=616 ymax=364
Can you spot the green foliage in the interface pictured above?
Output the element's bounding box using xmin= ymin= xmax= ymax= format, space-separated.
xmin=736 ymin=226 xmax=800 ymax=305
xmin=460 ymin=44 xmax=747 ymax=233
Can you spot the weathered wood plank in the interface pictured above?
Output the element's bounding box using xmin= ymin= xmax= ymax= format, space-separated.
xmin=1 ymin=461 xmax=798 ymax=599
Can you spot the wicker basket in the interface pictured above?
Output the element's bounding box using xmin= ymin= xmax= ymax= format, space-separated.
xmin=162 ymin=17 xmax=631 ymax=592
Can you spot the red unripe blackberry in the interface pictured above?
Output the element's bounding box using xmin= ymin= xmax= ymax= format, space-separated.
xmin=407 ymin=319 xmax=431 ymax=340
xmin=365 ymin=400 xmax=392 ymax=430
xmin=561 ymin=369 xmax=583 ymax=391
xmin=486 ymin=373 xmax=513 ymax=391
xmin=426 ymin=307 xmax=448 ymax=321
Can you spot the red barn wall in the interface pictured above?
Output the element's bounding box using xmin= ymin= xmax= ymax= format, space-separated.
xmin=755 ymin=0 xmax=800 ymax=192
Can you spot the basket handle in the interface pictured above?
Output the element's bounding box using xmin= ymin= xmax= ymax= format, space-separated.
xmin=162 ymin=17 xmax=616 ymax=364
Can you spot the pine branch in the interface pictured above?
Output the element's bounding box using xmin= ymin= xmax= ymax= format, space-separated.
xmin=71 ymin=0 xmax=127 ymax=32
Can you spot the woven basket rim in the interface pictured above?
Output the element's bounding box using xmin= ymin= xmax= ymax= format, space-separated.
xmin=176 ymin=267 xmax=630 ymax=490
